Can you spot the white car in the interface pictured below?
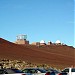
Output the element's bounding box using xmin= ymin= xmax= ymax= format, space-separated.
xmin=59 ymin=68 xmax=75 ymax=75
xmin=0 ymin=68 xmax=26 ymax=75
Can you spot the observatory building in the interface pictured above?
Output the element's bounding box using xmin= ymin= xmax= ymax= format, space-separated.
xmin=15 ymin=34 xmax=29 ymax=45
xmin=47 ymin=41 xmax=52 ymax=45
xmin=55 ymin=40 xmax=61 ymax=45
xmin=40 ymin=40 xmax=46 ymax=45
xmin=31 ymin=40 xmax=46 ymax=46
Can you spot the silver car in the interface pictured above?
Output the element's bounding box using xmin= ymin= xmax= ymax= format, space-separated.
xmin=22 ymin=68 xmax=47 ymax=75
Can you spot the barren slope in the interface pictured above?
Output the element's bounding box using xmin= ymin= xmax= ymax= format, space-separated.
xmin=0 ymin=38 xmax=74 ymax=68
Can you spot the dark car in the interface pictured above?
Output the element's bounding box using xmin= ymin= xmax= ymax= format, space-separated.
xmin=0 ymin=68 xmax=26 ymax=75
xmin=45 ymin=68 xmax=60 ymax=75
xmin=58 ymin=72 xmax=67 ymax=75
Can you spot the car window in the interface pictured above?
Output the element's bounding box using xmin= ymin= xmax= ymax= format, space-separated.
xmin=53 ymin=70 xmax=60 ymax=73
xmin=37 ymin=69 xmax=46 ymax=73
xmin=71 ymin=68 xmax=75 ymax=72
xmin=47 ymin=68 xmax=60 ymax=73
xmin=29 ymin=69 xmax=37 ymax=73
xmin=0 ymin=70 xmax=4 ymax=74
xmin=6 ymin=69 xmax=15 ymax=74
xmin=6 ymin=69 xmax=23 ymax=74
xmin=12 ymin=69 xmax=23 ymax=73
xmin=62 ymin=69 xmax=69 ymax=73
xmin=22 ymin=69 xmax=29 ymax=73
xmin=0 ymin=70 xmax=8 ymax=74
xmin=22 ymin=68 xmax=46 ymax=73
xmin=22 ymin=69 xmax=37 ymax=73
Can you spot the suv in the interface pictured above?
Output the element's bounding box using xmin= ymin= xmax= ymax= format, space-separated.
xmin=59 ymin=68 xmax=75 ymax=75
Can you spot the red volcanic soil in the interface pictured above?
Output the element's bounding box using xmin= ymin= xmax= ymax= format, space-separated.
xmin=0 ymin=38 xmax=75 ymax=68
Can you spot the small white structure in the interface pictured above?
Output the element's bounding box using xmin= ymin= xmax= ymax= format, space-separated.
xmin=40 ymin=40 xmax=46 ymax=45
xmin=55 ymin=40 xmax=61 ymax=45
xmin=55 ymin=40 xmax=61 ymax=43
xmin=48 ymin=41 xmax=52 ymax=45
xmin=40 ymin=40 xmax=45 ymax=43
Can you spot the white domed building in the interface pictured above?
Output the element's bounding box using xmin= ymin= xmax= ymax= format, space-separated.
xmin=40 ymin=40 xmax=46 ymax=45
xmin=55 ymin=40 xmax=61 ymax=45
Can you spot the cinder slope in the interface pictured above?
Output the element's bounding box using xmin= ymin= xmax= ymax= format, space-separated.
xmin=0 ymin=38 xmax=74 ymax=68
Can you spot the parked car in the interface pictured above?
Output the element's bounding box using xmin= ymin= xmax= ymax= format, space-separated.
xmin=58 ymin=68 xmax=75 ymax=75
xmin=45 ymin=68 xmax=60 ymax=75
xmin=58 ymin=72 xmax=67 ymax=75
xmin=22 ymin=68 xmax=47 ymax=75
xmin=0 ymin=68 xmax=26 ymax=75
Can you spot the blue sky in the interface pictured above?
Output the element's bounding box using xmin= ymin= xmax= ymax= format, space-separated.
xmin=0 ymin=0 xmax=74 ymax=47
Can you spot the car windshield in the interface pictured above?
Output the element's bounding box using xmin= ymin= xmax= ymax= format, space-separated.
xmin=22 ymin=69 xmax=37 ymax=73
xmin=47 ymin=68 xmax=60 ymax=73
xmin=22 ymin=68 xmax=46 ymax=73
xmin=6 ymin=68 xmax=23 ymax=74
xmin=72 ymin=68 xmax=75 ymax=72
xmin=62 ymin=69 xmax=69 ymax=73
xmin=36 ymin=68 xmax=46 ymax=73
xmin=0 ymin=69 xmax=6 ymax=74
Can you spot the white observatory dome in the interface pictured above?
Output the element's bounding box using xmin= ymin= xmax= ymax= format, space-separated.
xmin=55 ymin=40 xmax=61 ymax=43
xmin=48 ymin=41 xmax=52 ymax=43
xmin=48 ymin=41 xmax=51 ymax=42
xmin=40 ymin=40 xmax=45 ymax=43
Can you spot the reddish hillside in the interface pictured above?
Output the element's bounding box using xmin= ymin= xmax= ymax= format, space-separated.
xmin=0 ymin=38 xmax=75 ymax=68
